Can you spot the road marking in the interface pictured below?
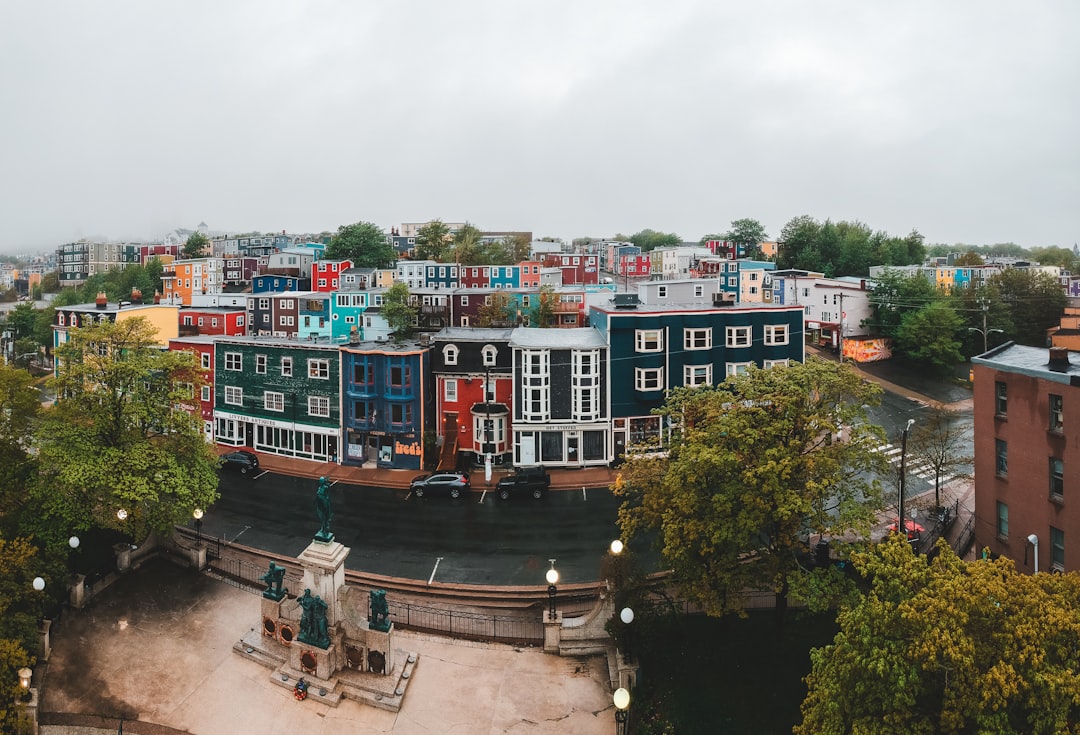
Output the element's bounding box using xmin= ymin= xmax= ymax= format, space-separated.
xmin=428 ymin=557 xmax=443 ymax=585
xmin=581 ymin=486 xmax=587 ymax=501
xmin=479 ymin=489 xmax=487 ymax=503
xmin=253 ymin=470 xmax=270 ymax=480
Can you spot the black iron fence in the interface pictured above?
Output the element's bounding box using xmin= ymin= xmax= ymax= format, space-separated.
xmin=386 ymin=598 xmax=544 ymax=646
xmin=208 ymin=555 xmax=303 ymax=595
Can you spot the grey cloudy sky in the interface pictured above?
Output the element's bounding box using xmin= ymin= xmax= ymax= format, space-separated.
xmin=1 ymin=1 xmax=1077 ymax=253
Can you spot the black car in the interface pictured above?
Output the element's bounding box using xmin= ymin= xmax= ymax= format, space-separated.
xmin=410 ymin=472 xmax=471 ymax=499
xmin=495 ymin=466 xmax=550 ymax=500
xmin=220 ymin=450 xmax=260 ymax=474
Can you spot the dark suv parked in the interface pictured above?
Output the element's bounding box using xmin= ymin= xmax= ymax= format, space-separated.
xmin=220 ymin=450 xmax=259 ymax=474
xmin=495 ymin=466 xmax=551 ymax=500
xmin=410 ymin=472 xmax=471 ymax=499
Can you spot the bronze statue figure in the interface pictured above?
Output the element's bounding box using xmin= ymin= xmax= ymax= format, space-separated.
xmin=314 ymin=476 xmax=334 ymax=542
xmin=369 ymin=589 xmax=391 ymax=632
xmin=297 ymin=588 xmax=331 ymax=649
xmin=259 ymin=561 xmax=287 ymax=601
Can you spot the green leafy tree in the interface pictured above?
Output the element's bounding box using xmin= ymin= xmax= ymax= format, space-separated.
xmin=778 ymin=215 xmax=822 ymax=270
xmin=953 ymin=251 xmax=985 ymax=266
xmin=182 ymin=232 xmax=209 ymax=259
xmin=866 ymin=269 xmax=940 ymax=342
xmin=4 ymin=303 xmax=37 ymax=340
xmin=613 ymin=358 xmax=887 ymax=617
xmin=381 ymin=282 xmax=417 ymax=342
xmin=629 ymin=229 xmax=681 ymax=252
xmin=797 ymin=536 xmax=1080 ymax=735
xmin=413 ymin=220 xmax=452 ymax=262
xmin=985 ymin=268 xmax=1067 ymax=346
xmin=33 ymin=318 xmax=219 ymax=540
xmin=40 ymin=271 xmax=59 ymax=293
xmin=325 ymin=221 xmax=396 ymax=268
xmin=895 ymin=302 xmax=965 ymax=372
xmin=0 ymin=365 xmax=40 ymax=529
xmin=528 ymin=285 xmax=556 ymax=328
xmin=451 ymin=223 xmax=485 ymax=265
xmin=477 ymin=292 xmax=517 ymax=327
xmin=1028 ymin=246 xmax=1077 ymax=270
xmin=723 ymin=218 xmax=769 ymax=258
xmin=0 ymin=534 xmax=47 ymax=731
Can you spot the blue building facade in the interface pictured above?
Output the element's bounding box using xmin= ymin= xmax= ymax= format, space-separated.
xmin=340 ymin=341 xmax=434 ymax=470
xmin=253 ymin=274 xmax=311 ymax=293
xmin=488 ymin=265 xmax=520 ymax=289
xmin=424 ymin=263 xmax=460 ymax=290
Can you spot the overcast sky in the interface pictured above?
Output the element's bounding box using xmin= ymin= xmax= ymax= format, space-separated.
xmin=1 ymin=1 xmax=1077 ymax=253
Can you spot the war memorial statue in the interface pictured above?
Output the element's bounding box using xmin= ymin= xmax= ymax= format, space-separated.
xmin=314 ymin=476 xmax=334 ymax=543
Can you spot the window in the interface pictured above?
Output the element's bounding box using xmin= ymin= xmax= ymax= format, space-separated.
xmin=443 ymin=345 xmax=459 ymax=365
xmin=573 ymin=350 xmax=601 ymax=420
xmin=460 ymin=295 xmax=468 ymax=306
xmin=445 ymin=379 xmax=457 ymax=402
xmin=521 ymin=349 xmax=550 ymax=421
xmin=995 ymin=439 xmax=1008 ymax=475
xmin=390 ymin=403 xmax=413 ymax=425
xmin=635 ymin=329 xmax=663 ymax=352
xmin=308 ymin=396 xmax=330 ymax=417
xmin=764 ymin=324 xmax=788 ymax=345
xmin=1050 ymin=457 xmax=1064 ymax=499
xmin=281 ymin=357 xmax=293 ymax=377
xmin=764 ymin=359 xmax=789 ymax=368
xmin=389 ymin=365 xmax=409 ymax=387
xmin=996 ymin=501 xmax=1008 ymax=538
xmin=308 ymin=359 xmax=330 ymax=379
xmin=635 ymin=367 xmax=663 ymax=391
xmin=684 ymin=364 xmax=712 ymax=387
xmin=353 ymin=362 xmax=370 ymax=385
xmin=728 ymin=277 xmax=737 ymax=287
xmin=201 ymin=352 xmax=211 ymax=369
xmin=694 ymin=284 xmax=704 ymax=297
xmin=726 ymin=362 xmax=750 ymax=377
xmin=224 ymin=386 xmax=243 ymax=406
xmin=657 ymin=285 xmax=668 ymax=298
xmin=684 ymin=328 xmax=711 ymax=350
xmin=264 ymin=391 xmax=284 ymax=412
xmin=1051 ymin=526 xmax=1065 ymax=570
xmin=201 ymin=386 xmax=211 ymax=402
xmin=256 ymin=354 xmax=267 ymax=374
xmin=995 ymin=381 xmax=1007 ymax=416
xmin=482 ymin=345 xmax=497 ymax=366
xmin=1050 ymin=394 xmax=1064 ymax=432
xmin=726 ymin=326 xmax=751 ymax=347
xmin=224 ymin=352 xmax=242 ymax=371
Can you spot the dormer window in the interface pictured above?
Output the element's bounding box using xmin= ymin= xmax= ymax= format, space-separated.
xmin=444 ymin=344 xmax=459 ymax=365
xmin=482 ymin=345 xmax=497 ymax=366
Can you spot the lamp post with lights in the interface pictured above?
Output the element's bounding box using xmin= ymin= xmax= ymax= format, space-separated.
xmin=545 ymin=560 xmax=559 ymax=619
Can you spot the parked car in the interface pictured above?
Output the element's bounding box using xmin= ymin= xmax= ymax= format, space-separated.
xmin=410 ymin=472 xmax=471 ymax=499
xmin=495 ymin=466 xmax=551 ymax=500
xmin=220 ymin=450 xmax=260 ymax=474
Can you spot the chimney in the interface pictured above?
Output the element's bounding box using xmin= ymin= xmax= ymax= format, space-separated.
xmin=1049 ymin=347 xmax=1072 ymax=372
xmin=349 ymin=325 xmax=360 ymax=345
xmin=131 ymin=287 xmax=142 ymax=304
xmin=95 ymin=291 xmax=107 ymax=309
xmin=153 ymin=290 xmax=162 ymax=304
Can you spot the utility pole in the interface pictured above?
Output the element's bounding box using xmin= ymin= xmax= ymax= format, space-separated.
xmin=838 ymin=292 xmax=845 ymax=361
xmin=968 ymin=297 xmax=1003 ymax=354
xmin=898 ymin=418 xmax=915 ymax=544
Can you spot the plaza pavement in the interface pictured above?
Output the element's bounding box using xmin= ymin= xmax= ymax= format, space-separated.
xmin=40 ymin=558 xmax=618 ymax=735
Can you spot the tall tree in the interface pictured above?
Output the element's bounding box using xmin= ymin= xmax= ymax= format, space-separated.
xmin=797 ymin=536 xmax=1080 ymax=735
xmin=613 ymin=358 xmax=887 ymax=617
xmin=381 ymin=282 xmax=417 ymax=342
xmin=0 ymin=365 xmax=40 ymax=528
xmin=33 ymin=318 xmax=219 ymax=539
xmin=325 ymin=221 xmax=396 ymax=268
xmin=0 ymin=533 xmax=47 ymax=732
xmin=3 ymin=302 xmax=37 ymax=340
xmin=953 ymin=251 xmax=985 ymax=266
xmin=528 ymin=285 xmax=556 ymax=328
xmin=182 ymin=232 xmax=210 ymax=259
xmin=723 ymin=218 xmax=769 ymax=258
xmin=477 ymin=292 xmax=517 ymax=328
xmin=986 ymin=268 xmax=1067 ymax=346
xmin=629 ymin=229 xmax=681 ymax=252
xmin=413 ymin=220 xmax=452 ymax=261
xmin=778 ymin=215 xmax=822 ymax=270
xmin=906 ymin=407 xmax=973 ymax=510
xmin=895 ymin=302 xmax=965 ymax=372
xmin=451 ymin=223 xmax=485 ymax=265
xmin=866 ymin=269 xmax=940 ymax=342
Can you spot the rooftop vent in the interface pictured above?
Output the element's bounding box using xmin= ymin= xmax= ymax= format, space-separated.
xmin=611 ymin=293 xmax=640 ymax=309
xmin=1049 ymin=347 xmax=1072 ymax=372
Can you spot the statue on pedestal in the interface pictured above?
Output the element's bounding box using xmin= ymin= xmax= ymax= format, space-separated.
xmin=369 ymin=589 xmax=391 ymax=632
xmin=314 ymin=477 xmax=334 ymax=543
xmin=297 ymin=588 xmax=331 ymax=649
xmin=259 ymin=562 xmax=287 ymax=601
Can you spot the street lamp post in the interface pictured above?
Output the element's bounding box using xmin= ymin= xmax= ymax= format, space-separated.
xmin=620 ymin=606 xmax=635 ymax=663
xmin=898 ymin=419 xmax=915 ymax=545
xmin=613 ymin=687 xmax=631 ymax=735
xmin=32 ymin=576 xmax=45 ymax=620
xmin=193 ymin=509 xmax=204 ymax=548
xmin=545 ymin=560 xmax=559 ymax=619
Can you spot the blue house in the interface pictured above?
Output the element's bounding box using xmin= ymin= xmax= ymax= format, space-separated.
xmin=253 ymin=274 xmax=311 ymax=293
xmin=589 ymin=299 xmax=805 ymax=457
xmin=425 ymin=263 xmax=460 ymax=290
xmin=488 ymin=265 xmax=520 ymax=290
xmin=330 ymin=291 xmax=372 ymax=343
xmin=340 ymin=339 xmax=434 ymax=470
xmin=297 ymin=293 xmax=333 ymax=342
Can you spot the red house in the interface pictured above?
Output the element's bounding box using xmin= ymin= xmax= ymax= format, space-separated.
xmin=544 ymin=254 xmax=599 ymax=285
xmin=459 ymin=265 xmax=492 ymax=289
xmin=168 ymin=335 xmax=217 ymax=442
xmin=178 ymin=307 xmax=247 ymax=336
xmin=311 ymin=259 xmax=354 ymax=292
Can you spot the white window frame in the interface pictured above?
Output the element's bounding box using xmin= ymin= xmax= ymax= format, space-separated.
xmin=264 ymin=391 xmax=285 ymax=412
xmin=308 ymin=358 xmax=330 ymax=379
xmin=635 ymin=329 xmax=664 ymax=353
xmin=201 ymin=352 xmax=211 ymax=369
xmin=482 ymin=345 xmax=497 ymax=366
xmin=256 ymin=354 xmax=267 ymax=374
xmin=726 ymin=362 xmax=751 ymax=377
xmin=521 ymin=349 xmax=551 ymax=421
xmin=764 ymin=359 xmax=789 ymax=369
xmin=635 ymin=367 xmax=663 ymax=391
xmin=224 ymin=385 xmax=243 ymax=406
xmin=443 ymin=345 xmax=459 ymax=365
xmin=657 ymin=285 xmax=668 ymax=298
xmin=726 ymin=326 xmax=752 ymax=348
xmin=764 ymin=324 xmax=789 ymax=345
xmin=445 ymin=379 xmax=458 ymax=402
xmin=573 ymin=349 xmax=601 ymax=421
xmin=684 ymin=364 xmax=712 ymax=387
xmin=200 ymin=385 xmax=211 ymax=402
xmin=281 ymin=357 xmax=293 ymax=377
xmin=224 ymin=352 xmax=242 ymax=371
xmin=684 ymin=328 xmax=712 ymax=350
xmin=308 ymin=395 xmax=330 ymax=418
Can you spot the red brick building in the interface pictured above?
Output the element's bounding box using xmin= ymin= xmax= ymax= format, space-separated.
xmin=972 ymin=344 xmax=1080 ymax=573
